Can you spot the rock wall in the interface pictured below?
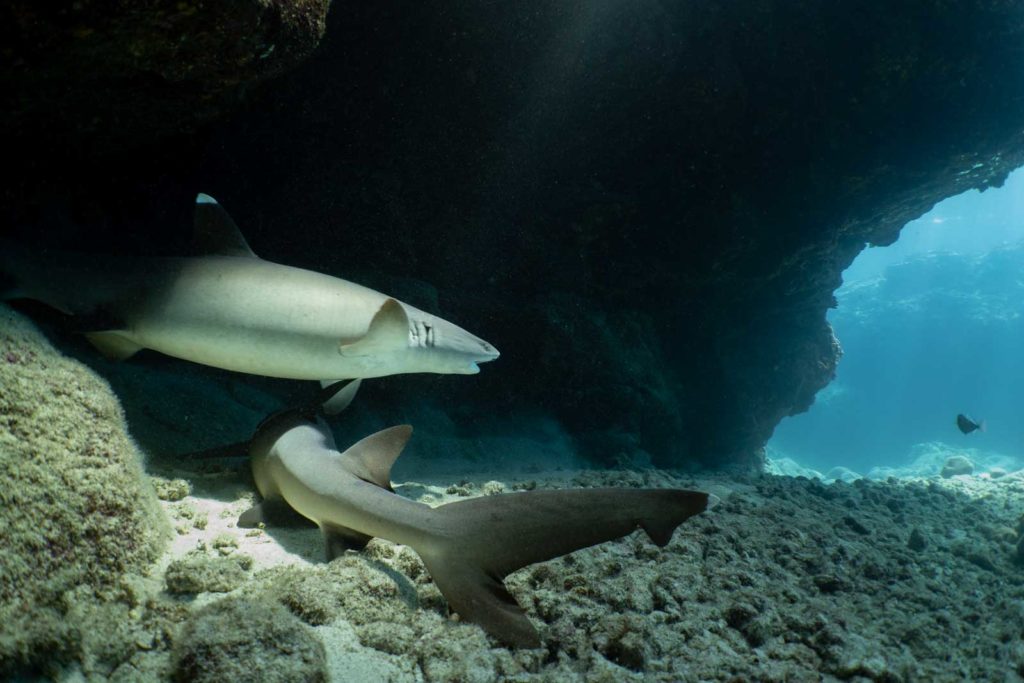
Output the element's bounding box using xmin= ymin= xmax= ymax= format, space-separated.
xmin=4 ymin=2 xmax=1024 ymax=469
xmin=0 ymin=305 xmax=169 ymax=676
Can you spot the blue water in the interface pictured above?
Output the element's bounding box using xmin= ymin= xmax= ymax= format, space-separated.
xmin=769 ymin=168 xmax=1024 ymax=477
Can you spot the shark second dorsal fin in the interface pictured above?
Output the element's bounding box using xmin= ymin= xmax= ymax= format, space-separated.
xmin=338 ymin=425 xmax=413 ymax=491
xmin=193 ymin=193 xmax=257 ymax=258
xmin=338 ymin=299 xmax=409 ymax=357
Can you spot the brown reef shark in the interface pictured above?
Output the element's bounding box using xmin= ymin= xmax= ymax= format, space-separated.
xmin=236 ymin=390 xmax=717 ymax=647
xmin=0 ymin=194 xmax=498 ymax=408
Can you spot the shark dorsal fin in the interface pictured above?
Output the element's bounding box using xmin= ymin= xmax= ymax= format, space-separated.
xmin=338 ymin=425 xmax=413 ymax=491
xmin=193 ymin=193 xmax=257 ymax=258
xmin=339 ymin=299 xmax=409 ymax=357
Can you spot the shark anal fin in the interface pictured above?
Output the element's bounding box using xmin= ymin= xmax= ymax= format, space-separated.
xmin=318 ymin=378 xmax=362 ymax=415
xmin=85 ymin=332 xmax=143 ymax=360
xmin=338 ymin=425 xmax=412 ymax=491
xmin=422 ymin=553 xmax=540 ymax=648
xmin=193 ymin=194 xmax=257 ymax=259
xmin=238 ymin=500 xmax=317 ymax=529
xmin=322 ymin=522 xmax=373 ymax=559
xmin=339 ymin=298 xmax=409 ymax=357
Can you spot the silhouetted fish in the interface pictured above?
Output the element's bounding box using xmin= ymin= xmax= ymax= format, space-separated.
xmin=956 ymin=414 xmax=985 ymax=435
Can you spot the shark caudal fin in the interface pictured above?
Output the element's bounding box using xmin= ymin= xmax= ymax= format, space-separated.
xmin=418 ymin=487 xmax=714 ymax=647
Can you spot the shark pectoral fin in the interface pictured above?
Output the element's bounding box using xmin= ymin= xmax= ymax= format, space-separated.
xmin=193 ymin=194 xmax=257 ymax=259
xmin=85 ymin=332 xmax=143 ymax=360
xmin=338 ymin=298 xmax=409 ymax=357
xmin=238 ymin=500 xmax=316 ymax=529
xmin=321 ymin=522 xmax=374 ymax=559
xmin=422 ymin=553 xmax=541 ymax=648
xmin=319 ymin=378 xmax=362 ymax=415
xmin=338 ymin=425 xmax=413 ymax=491
xmin=237 ymin=504 xmax=266 ymax=528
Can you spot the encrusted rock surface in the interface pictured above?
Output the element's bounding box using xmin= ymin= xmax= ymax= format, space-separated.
xmin=0 ymin=0 xmax=328 ymax=151
xmin=0 ymin=306 xmax=169 ymax=677
xmin=171 ymin=596 xmax=327 ymax=683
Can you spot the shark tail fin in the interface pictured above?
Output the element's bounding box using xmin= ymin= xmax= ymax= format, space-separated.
xmin=418 ymin=487 xmax=713 ymax=647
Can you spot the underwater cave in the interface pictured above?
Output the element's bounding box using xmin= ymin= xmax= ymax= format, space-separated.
xmin=4 ymin=1 xmax=1024 ymax=681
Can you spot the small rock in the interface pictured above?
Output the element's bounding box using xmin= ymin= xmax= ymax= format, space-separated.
xmin=941 ymin=455 xmax=974 ymax=478
xmin=154 ymin=477 xmax=191 ymax=501
xmin=814 ymin=574 xmax=845 ymax=593
xmin=445 ymin=481 xmax=475 ymax=496
xmin=842 ymin=515 xmax=871 ymax=535
xmin=989 ymin=467 xmax=1008 ymax=479
xmin=172 ymin=596 xmax=327 ymax=683
xmin=967 ymin=552 xmax=997 ymax=572
xmin=825 ymin=467 xmax=862 ymax=483
xmin=165 ymin=552 xmax=250 ymax=594
xmin=908 ymin=528 xmax=928 ymax=552
xmin=481 ymin=480 xmax=504 ymax=495
xmin=211 ymin=533 xmax=239 ymax=555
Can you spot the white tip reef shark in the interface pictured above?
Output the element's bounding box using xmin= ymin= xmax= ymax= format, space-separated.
xmin=0 ymin=194 xmax=499 ymax=397
xmin=235 ymin=384 xmax=718 ymax=648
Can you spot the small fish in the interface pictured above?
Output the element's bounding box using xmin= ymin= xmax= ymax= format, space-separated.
xmin=956 ymin=414 xmax=985 ymax=435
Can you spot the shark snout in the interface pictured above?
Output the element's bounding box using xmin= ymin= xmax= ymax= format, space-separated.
xmin=476 ymin=340 xmax=500 ymax=362
xmin=455 ymin=339 xmax=499 ymax=374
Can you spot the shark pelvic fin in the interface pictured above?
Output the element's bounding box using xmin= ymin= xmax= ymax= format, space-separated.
xmin=322 ymin=522 xmax=374 ymax=558
xmin=193 ymin=193 xmax=257 ymax=259
xmin=318 ymin=378 xmax=363 ymax=415
xmin=339 ymin=299 xmax=408 ymax=357
xmin=338 ymin=424 xmax=412 ymax=491
xmin=421 ymin=554 xmax=540 ymax=648
xmin=237 ymin=499 xmax=317 ymax=529
xmin=85 ymin=332 xmax=143 ymax=360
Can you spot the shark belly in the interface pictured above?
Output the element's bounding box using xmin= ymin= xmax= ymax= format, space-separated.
xmin=123 ymin=257 xmax=391 ymax=379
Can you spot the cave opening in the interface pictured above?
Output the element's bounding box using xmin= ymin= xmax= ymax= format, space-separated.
xmin=769 ymin=168 xmax=1024 ymax=480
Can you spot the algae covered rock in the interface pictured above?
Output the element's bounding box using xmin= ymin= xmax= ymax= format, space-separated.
xmin=0 ymin=305 xmax=169 ymax=674
xmin=165 ymin=551 xmax=252 ymax=595
xmin=941 ymin=455 xmax=975 ymax=478
xmin=172 ymin=595 xmax=327 ymax=683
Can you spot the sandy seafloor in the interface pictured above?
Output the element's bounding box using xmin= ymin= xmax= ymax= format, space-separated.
xmin=3 ymin=305 xmax=1024 ymax=682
